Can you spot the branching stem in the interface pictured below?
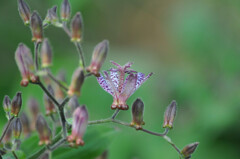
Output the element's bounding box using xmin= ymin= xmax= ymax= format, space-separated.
xmin=47 ymin=71 xmax=68 ymax=91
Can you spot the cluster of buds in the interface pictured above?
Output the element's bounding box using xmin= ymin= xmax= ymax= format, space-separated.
xmin=68 ymin=106 xmax=88 ymax=146
xmin=36 ymin=115 xmax=52 ymax=145
xmin=15 ymin=44 xmax=38 ymax=87
xmin=68 ymin=67 xmax=84 ymax=97
xmin=97 ymin=61 xmax=152 ymax=110
xmin=130 ymin=98 xmax=145 ymax=130
xmin=44 ymin=85 xmax=57 ymax=116
xmin=86 ymin=40 xmax=109 ymax=77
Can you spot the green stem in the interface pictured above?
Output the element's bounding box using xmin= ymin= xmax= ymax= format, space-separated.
xmin=34 ymin=42 xmax=40 ymax=71
xmin=47 ymin=71 xmax=68 ymax=91
xmin=12 ymin=151 xmax=18 ymax=159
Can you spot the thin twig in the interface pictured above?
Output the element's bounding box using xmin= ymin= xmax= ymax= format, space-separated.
xmin=49 ymin=138 xmax=66 ymax=151
xmin=111 ymin=109 xmax=120 ymax=119
xmin=0 ymin=117 xmax=14 ymax=143
xmin=58 ymin=97 xmax=70 ymax=138
xmin=34 ymin=42 xmax=40 ymax=71
xmin=62 ymin=22 xmax=71 ymax=37
xmin=50 ymin=115 xmax=56 ymax=137
xmin=12 ymin=151 xmax=18 ymax=159
xmin=38 ymin=81 xmax=60 ymax=107
xmin=47 ymin=71 xmax=68 ymax=91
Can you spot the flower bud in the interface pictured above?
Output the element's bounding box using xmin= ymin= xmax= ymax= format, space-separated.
xmin=71 ymin=12 xmax=83 ymax=42
xmin=44 ymin=6 xmax=58 ymax=25
xmin=41 ymin=39 xmax=53 ymax=68
xmin=31 ymin=11 xmax=43 ymax=43
xmin=54 ymin=71 xmax=67 ymax=102
xmin=87 ymin=40 xmax=109 ymax=77
xmin=3 ymin=124 xmax=12 ymax=145
xmin=67 ymin=67 xmax=84 ymax=97
xmin=163 ymin=100 xmax=177 ymax=129
xmin=65 ymin=95 xmax=79 ymax=118
xmin=44 ymin=85 xmax=57 ymax=116
xmin=61 ymin=0 xmax=71 ymax=21
xmin=18 ymin=0 xmax=31 ymax=25
xmin=20 ymin=112 xmax=31 ymax=137
xmin=68 ymin=106 xmax=88 ymax=146
xmin=15 ymin=43 xmax=38 ymax=87
xmin=181 ymin=142 xmax=199 ymax=158
xmin=12 ymin=118 xmax=22 ymax=139
xmin=36 ymin=115 xmax=52 ymax=145
xmin=3 ymin=96 xmax=11 ymax=119
xmin=11 ymin=92 xmax=22 ymax=117
xmin=130 ymin=98 xmax=145 ymax=130
xmin=27 ymin=97 xmax=40 ymax=130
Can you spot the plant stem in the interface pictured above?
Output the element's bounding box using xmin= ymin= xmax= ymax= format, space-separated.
xmin=74 ymin=42 xmax=85 ymax=68
xmin=12 ymin=151 xmax=18 ymax=159
xmin=49 ymin=138 xmax=66 ymax=151
xmin=50 ymin=115 xmax=56 ymax=137
xmin=0 ymin=117 xmax=14 ymax=143
xmin=58 ymin=97 xmax=70 ymax=138
xmin=62 ymin=22 xmax=71 ymax=37
xmin=47 ymin=71 xmax=68 ymax=91
xmin=111 ymin=109 xmax=120 ymax=119
xmin=38 ymin=81 xmax=60 ymax=107
xmin=34 ymin=42 xmax=40 ymax=71
xmin=163 ymin=135 xmax=182 ymax=155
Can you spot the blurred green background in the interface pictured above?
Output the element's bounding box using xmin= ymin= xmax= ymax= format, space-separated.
xmin=1 ymin=0 xmax=240 ymax=158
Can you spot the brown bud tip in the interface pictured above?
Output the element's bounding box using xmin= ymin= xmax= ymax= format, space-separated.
xmin=18 ymin=0 xmax=31 ymax=25
xmin=11 ymin=92 xmax=22 ymax=117
xmin=31 ymin=11 xmax=43 ymax=43
xmin=163 ymin=100 xmax=177 ymax=129
xmin=181 ymin=142 xmax=199 ymax=158
xmin=61 ymin=0 xmax=71 ymax=21
xmin=41 ymin=39 xmax=53 ymax=68
xmin=131 ymin=98 xmax=144 ymax=128
xmin=68 ymin=67 xmax=84 ymax=97
xmin=87 ymin=40 xmax=109 ymax=76
xmin=3 ymin=95 xmax=11 ymax=113
xmin=12 ymin=118 xmax=22 ymax=139
xmin=71 ymin=12 xmax=83 ymax=42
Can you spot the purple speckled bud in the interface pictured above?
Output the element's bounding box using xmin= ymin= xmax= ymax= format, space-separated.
xmin=3 ymin=95 xmax=11 ymax=119
xmin=61 ymin=0 xmax=71 ymax=21
xmin=41 ymin=39 xmax=53 ymax=68
xmin=20 ymin=112 xmax=31 ymax=137
xmin=12 ymin=118 xmax=22 ymax=139
xmin=18 ymin=0 xmax=31 ymax=25
xmin=130 ymin=98 xmax=145 ymax=129
xmin=68 ymin=67 xmax=84 ymax=97
xmin=163 ymin=100 xmax=177 ymax=129
xmin=44 ymin=6 xmax=58 ymax=25
xmin=87 ymin=40 xmax=109 ymax=77
xmin=36 ymin=115 xmax=52 ymax=145
xmin=68 ymin=106 xmax=88 ymax=146
xmin=11 ymin=92 xmax=22 ymax=117
xmin=181 ymin=142 xmax=199 ymax=158
xmin=31 ymin=11 xmax=43 ymax=43
xmin=71 ymin=12 xmax=83 ymax=42
xmin=15 ymin=43 xmax=38 ymax=87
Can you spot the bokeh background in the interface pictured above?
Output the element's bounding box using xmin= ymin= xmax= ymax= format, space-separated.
xmin=0 ymin=0 xmax=240 ymax=158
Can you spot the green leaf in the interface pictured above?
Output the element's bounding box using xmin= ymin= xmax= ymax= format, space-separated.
xmin=52 ymin=125 xmax=117 ymax=159
xmin=2 ymin=150 xmax=26 ymax=159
